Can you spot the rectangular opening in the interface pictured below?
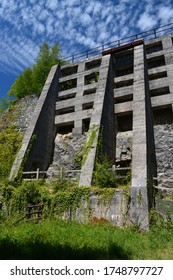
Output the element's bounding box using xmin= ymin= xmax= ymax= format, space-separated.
xmin=82 ymin=118 xmax=90 ymax=133
xmin=117 ymin=112 xmax=133 ymax=132
xmin=56 ymin=106 xmax=75 ymax=115
xmin=115 ymin=66 xmax=133 ymax=77
xmin=85 ymin=72 xmax=99 ymax=85
xmin=115 ymin=94 xmax=133 ymax=103
xmin=146 ymin=41 xmax=163 ymax=54
xmin=147 ymin=55 xmax=165 ymax=69
xmin=58 ymin=92 xmax=76 ymax=101
xmin=60 ymin=65 xmax=78 ymax=77
xmin=85 ymin=58 xmax=101 ymax=70
xmin=115 ymin=79 xmax=133 ymax=88
xmin=82 ymin=102 xmax=94 ymax=110
xmin=59 ymin=78 xmax=77 ymax=91
xmin=113 ymin=50 xmax=134 ymax=68
xmin=56 ymin=122 xmax=74 ymax=134
xmin=153 ymin=107 xmax=173 ymax=125
xmin=149 ymin=71 xmax=167 ymax=80
xmin=150 ymin=86 xmax=170 ymax=97
xmin=83 ymin=88 xmax=96 ymax=95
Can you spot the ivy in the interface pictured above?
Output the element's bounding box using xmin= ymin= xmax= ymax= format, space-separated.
xmin=74 ymin=124 xmax=99 ymax=168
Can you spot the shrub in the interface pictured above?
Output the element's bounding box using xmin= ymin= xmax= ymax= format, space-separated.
xmin=93 ymin=157 xmax=118 ymax=188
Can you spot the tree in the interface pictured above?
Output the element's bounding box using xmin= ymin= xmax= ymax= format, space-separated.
xmin=0 ymin=96 xmax=14 ymax=116
xmin=8 ymin=68 xmax=33 ymax=99
xmin=8 ymin=42 xmax=65 ymax=99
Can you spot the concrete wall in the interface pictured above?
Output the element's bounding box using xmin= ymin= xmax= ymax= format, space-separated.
xmin=10 ymin=65 xmax=60 ymax=179
xmin=55 ymin=189 xmax=130 ymax=227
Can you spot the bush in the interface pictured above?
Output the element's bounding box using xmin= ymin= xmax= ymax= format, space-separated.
xmin=0 ymin=128 xmax=23 ymax=180
xmin=93 ymin=157 xmax=118 ymax=188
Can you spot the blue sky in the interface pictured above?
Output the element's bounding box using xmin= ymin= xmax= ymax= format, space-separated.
xmin=0 ymin=0 xmax=173 ymax=99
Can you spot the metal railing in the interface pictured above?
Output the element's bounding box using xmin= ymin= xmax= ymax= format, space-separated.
xmin=62 ymin=23 xmax=173 ymax=63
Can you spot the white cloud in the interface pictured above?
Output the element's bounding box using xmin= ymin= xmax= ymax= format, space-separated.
xmin=137 ymin=12 xmax=157 ymax=31
xmin=46 ymin=0 xmax=58 ymax=10
xmin=158 ymin=5 xmax=173 ymax=24
xmin=0 ymin=0 xmax=172 ymax=81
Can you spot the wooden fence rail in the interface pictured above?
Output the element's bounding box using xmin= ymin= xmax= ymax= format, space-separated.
xmin=22 ymin=168 xmax=81 ymax=180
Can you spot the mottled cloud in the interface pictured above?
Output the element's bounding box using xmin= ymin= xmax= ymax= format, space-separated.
xmin=0 ymin=0 xmax=173 ymax=77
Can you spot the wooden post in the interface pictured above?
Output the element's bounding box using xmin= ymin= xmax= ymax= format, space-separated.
xmin=36 ymin=168 xmax=39 ymax=180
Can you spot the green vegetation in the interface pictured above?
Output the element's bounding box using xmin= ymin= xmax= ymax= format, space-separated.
xmin=0 ymin=128 xmax=23 ymax=180
xmin=93 ymin=157 xmax=118 ymax=188
xmin=0 ymin=219 xmax=173 ymax=259
xmin=75 ymin=124 xmax=99 ymax=168
xmin=8 ymin=43 xmax=66 ymax=100
xmin=0 ymin=180 xmax=117 ymax=218
xmin=0 ymin=96 xmax=14 ymax=116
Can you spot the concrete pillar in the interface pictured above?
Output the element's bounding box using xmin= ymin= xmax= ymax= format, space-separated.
xmin=9 ymin=65 xmax=60 ymax=180
xmin=79 ymin=54 xmax=112 ymax=186
xmin=73 ymin=62 xmax=85 ymax=135
xmin=130 ymin=43 xmax=150 ymax=230
xmin=162 ymin=36 xmax=173 ymax=112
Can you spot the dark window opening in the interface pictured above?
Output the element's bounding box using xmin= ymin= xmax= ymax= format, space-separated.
xmin=146 ymin=41 xmax=163 ymax=54
xmin=82 ymin=102 xmax=94 ymax=110
xmin=85 ymin=59 xmax=101 ymax=70
xmin=113 ymin=50 xmax=134 ymax=68
xmin=115 ymin=79 xmax=133 ymax=88
xmin=117 ymin=112 xmax=133 ymax=132
xmin=82 ymin=119 xmax=90 ymax=133
xmin=147 ymin=55 xmax=165 ymax=69
xmin=83 ymin=88 xmax=96 ymax=95
xmin=58 ymin=92 xmax=76 ymax=101
xmin=115 ymin=66 xmax=133 ymax=77
xmin=115 ymin=94 xmax=133 ymax=104
xmin=57 ymin=122 xmax=74 ymax=134
xmin=56 ymin=106 xmax=75 ymax=115
xmin=60 ymin=65 xmax=78 ymax=77
xmin=149 ymin=71 xmax=167 ymax=80
xmin=153 ymin=107 xmax=173 ymax=125
xmin=59 ymin=78 xmax=77 ymax=91
xmin=150 ymin=86 xmax=170 ymax=97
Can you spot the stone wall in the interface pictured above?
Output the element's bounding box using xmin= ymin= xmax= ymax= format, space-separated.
xmin=115 ymin=131 xmax=132 ymax=166
xmin=55 ymin=189 xmax=130 ymax=227
xmin=154 ymin=124 xmax=173 ymax=190
xmin=13 ymin=96 xmax=38 ymax=131
xmin=47 ymin=132 xmax=86 ymax=181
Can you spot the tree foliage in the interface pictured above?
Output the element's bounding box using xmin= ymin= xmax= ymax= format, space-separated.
xmin=8 ymin=43 xmax=65 ymax=99
xmin=0 ymin=96 xmax=14 ymax=116
xmin=0 ymin=128 xmax=23 ymax=179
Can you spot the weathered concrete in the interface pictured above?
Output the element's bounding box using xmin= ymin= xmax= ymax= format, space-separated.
xmin=55 ymin=189 xmax=130 ymax=227
xmin=130 ymin=43 xmax=156 ymax=230
xmin=9 ymin=65 xmax=60 ymax=179
xmin=79 ymin=54 xmax=115 ymax=186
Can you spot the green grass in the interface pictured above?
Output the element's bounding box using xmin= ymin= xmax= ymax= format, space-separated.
xmin=0 ymin=219 xmax=173 ymax=260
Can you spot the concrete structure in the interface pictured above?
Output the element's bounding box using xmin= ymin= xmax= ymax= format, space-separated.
xmin=10 ymin=30 xmax=173 ymax=230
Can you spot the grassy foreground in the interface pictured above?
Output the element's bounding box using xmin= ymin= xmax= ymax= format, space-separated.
xmin=0 ymin=219 xmax=173 ymax=260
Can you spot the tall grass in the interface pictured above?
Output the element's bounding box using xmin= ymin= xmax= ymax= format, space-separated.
xmin=0 ymin=219 xmax=173 ymax=259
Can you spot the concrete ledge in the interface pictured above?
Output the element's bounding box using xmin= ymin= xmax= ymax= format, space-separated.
xmin=114 ymin=101 xmax=133 ymax=114
xmin=55 ymin=109 xmax=93 ymax=125
xmin=151 ymin=94 xmax=172 ymax=108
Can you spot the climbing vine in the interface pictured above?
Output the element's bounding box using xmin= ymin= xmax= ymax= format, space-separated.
xmin=74 ymin=124 xmax=99 ymax=168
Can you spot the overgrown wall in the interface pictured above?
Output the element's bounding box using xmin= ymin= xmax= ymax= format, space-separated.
xmin=53 ymin=188 xmax=130 ymax=227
